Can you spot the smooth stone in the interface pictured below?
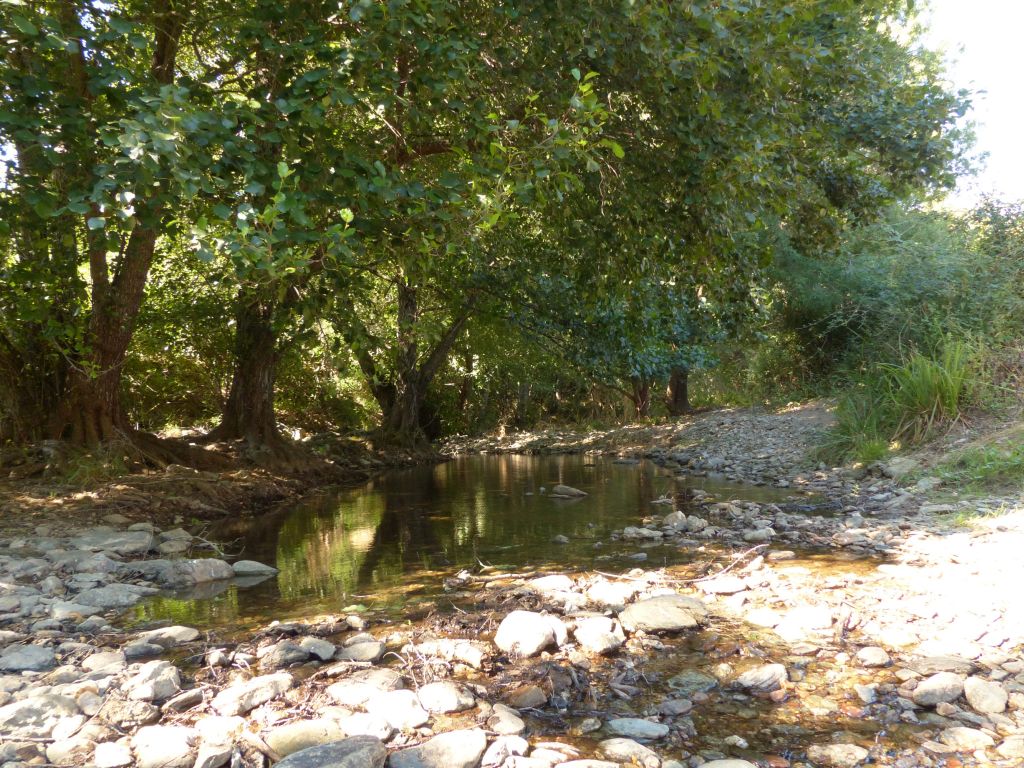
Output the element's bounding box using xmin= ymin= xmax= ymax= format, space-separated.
xmin=326 ymin=669 xmax=403 ymax=708
xmin=604 ymin=718 xmax=669 ymax=740
xmin=365 ymin=689 xmax=429 ymax=731
xmin=913 ymin=672 xmax=964 ymax=707
xmin=667 ymin=670 xmax=718 ymax=696
xmin=0 ymin=644 xmax=56 ymax=672
xmin=997 ymin=735 xmax=1024 ymax=758
xmin=232 ymin=560 xmax=278 ymax=576
xmin=573 ymin=616 xmax=626 ymax=655
xmin=618 ymin=595 xmax=708 ymax=632
xmin=939 ymin=726 xmax=995 ymax=751
xmin=265 ymin=719 xmax=347 ymax=757
xmin=598 ymin=737 xmax=660 ymax=768
xmin=46 ymin=735 xmax=95 ymax=765
xmin=805 ymin=744 xmax=869 ymax=767
xmin=131 ymin=725 xmax=196 ymax=768
xmin=194 ymin=715 xmax=246 ymax=745
xmin=75 ymin=584 xmax=156 ymax=609
xmin=273 ymin=736 xmax=386 ymax=768
xmin=504 ymin=683 xmax=547 ymax=709
xmin=336 ymin=641 xmax=384 ymax=662
xmin=487 ymin=703 xmax=526 ymax=735
xmin=481 ymin=735 xmax=529 ymax=766
xmin=135 ymin=626 xmax=200 ymax=648
xmin=95 ymin=697 xmax=161 ymax=729
xmin=417 ymin=681 xmax=475 ymax=713
xmin=0 ymin=694 xmax=79 ymax=738
xmin=83 ymin=651 xmax=127 ymax=673
xmin=259 ymin=640 xmax=309 ymax=670
xmin=51 ymin=601 xmax=102 ymax=620
xmin=494 ymin=611 xmax=563 ymax=657
xmin=657 ymin=698 xmax=693 ymax=716
xmin=194 ymin=744 xmax=232 ymax=768
xmin=388 ymin=728 xmax=487 ymax=768
xmin=211 ymin=673 xmax=294 ymax=716
xmin=550 ymin=484 xmax=587 ymax=497
xmin=298 ymin=636 xmax=336 ymax=661
xmin=124 ymin=660 xmax=181 ymax=702
xmin=733 ymin=663 xmax=787 ymax=692
xmin=174 ymin=559 xmax=235 ymax=583
xmin=963 ymin=676 xmax=1008 ymax=714
xmin=73 ymin=530 xmax=154 ymax=555
xmin=335 ymin=712 xmax=394 ymax=741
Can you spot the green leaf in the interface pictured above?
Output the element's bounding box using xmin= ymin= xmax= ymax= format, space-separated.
xmin=277 ymin=161 xmax=291 ymax=178
xmin=571 ymin=68 xmax=581 ymax=81
xmin=86 ymin=217 xmax=105 ymax=230
xmin=11 ymin=15 xmax=37 ymax=36
xmin=213 ymin=204 xmax=232 ymax=219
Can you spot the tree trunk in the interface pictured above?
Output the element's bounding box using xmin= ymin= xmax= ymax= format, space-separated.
xmin=208 ymin=292 xmax=282 ymax=446
xmin=631 ymin=377 xmax=651 ymax=418
xmin=667 ymin=367 xmax=691 ymax=416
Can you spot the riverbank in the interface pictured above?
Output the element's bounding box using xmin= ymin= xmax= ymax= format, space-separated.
xmin=3 ymin=404 xmax=1024 ymax=768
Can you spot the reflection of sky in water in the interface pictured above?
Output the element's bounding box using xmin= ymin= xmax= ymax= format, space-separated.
xmin=130 ymin=456 xmax=812 ymax=631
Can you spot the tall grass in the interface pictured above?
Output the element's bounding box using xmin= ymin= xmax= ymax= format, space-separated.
xmin=825 ymin=339 xmax=972 ymax=462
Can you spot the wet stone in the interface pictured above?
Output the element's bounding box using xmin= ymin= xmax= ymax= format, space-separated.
xmin=667 ymin=670 xmax=718 ymax=696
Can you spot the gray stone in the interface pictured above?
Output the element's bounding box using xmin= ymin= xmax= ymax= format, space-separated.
xmin=96 ymin=697 xmax=161 ymax=729
xmin=73 ymin=529 xmax=154 ymax=555
xmin=939 ymin=726 xmax=994 ymax=751
xmin=573 ymin=616 xmax=625 ymax=655
xmin=494 ymin=610 xmax=562 ymax=657
xmin=175 ymin=558 xmax=234 ymax=583
xmin=598 ymin=738 xmax=660 ymax=768
xmin=913 ymin=672 xmax=964 ymax=707
xmin=273 ymin=736 xmax=386 ymax=768
xmin=298 ymin=636 xmax=335 ymax=661
xmin=335 ymin=641 xmax=384 ymax=662
xmin=805 ymin=744 xmax=869 ymax=767
xmin=618 ymin=594 xmax=708 ymax=633
xmin=135 ymin=625 xmax=200 ymax=648
xmin=75 ymin=584 xmax=157 ymax=609
xmin=265 ymin=719 xmax=347 ymax=757
xmin=232 ymin=560 xmax=278 ymax=576
xmin=326 ymin=668 xmax=403 ymax=708
xmin=124 ymin=660 xmax=181 ymax=702
xmin=604 ymin=718 xmax=669 ymax=740
xmin=733 ymin=663 xmax=787 ymax=692
xmin=963 ymin=676 xmax=1007 ymax=714
xmin=0 ymin=643 xmax=55 ymax=672
xmin=132 ymin=725 xmax=196 ymax=768
xmin=416 ymin=681 xmax=475 ymax=713
xmin=211 ymin=672 xmax=294 ymax=716
xmin=487 ymin=703 xmax=526 ymax=735
xmin=481 ymin=735 xmax=529 ymax=766
xmin=259 ymin=640 xmax=310 ymax=670
xmin=50 ymin=601 xmax=102 ymax=621
xmin=365 ymin=689 xmax=428 ymax=731
xmin=0 ymin=695 xmax=79 ymax=738
xmin=388 ymin=729 xmax=487 ymax=768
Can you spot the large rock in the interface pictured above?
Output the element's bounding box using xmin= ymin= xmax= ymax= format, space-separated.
xmin=174 ymin=559 xmax=234 ymax=583
xmin=805 ymin=744 xmax=869 ymax=767
xmin=124 ymin=660 xmax=181 ymax=702
xmin=135 ymin=626 xmax=200 ymax=648
xmin=494 ymin=611 xmax=564 ymax=657
xmin=0 ymin=643 xmax=55 ymax=672
xmin=232 ymin=560 xmax=278 ymax=576
xmin=388 ymin=729 xmax=487 ymax=768
xmin=0 ymin=695 xmax=79 ymax=738
xmin=912 ymin=672 xmax=964 ymax=707
xmin=259 ymin=640 xmax=309 ymax=670
xmin=75 ymin=584 xmax=157 ymax=610
xmin=73 ymin=529 xmax=154 ymax=555
xmin=963 ymin=676 xmax=1008 ymax=714
xmin=416 ymin=681 xmax=475 ymax=713
xmin=132 ymin=725 xmax=196 ymax=768
xmin=855 ymin=647 xmax=891 ymax=668
xmin=573 ymin=616 xmax=625 ymax=655
xmin=939 ymin=727 xmax=994 ymax=751
xmin=211 ymin=673 xmax=294 ymax=716
xmin=265 ymin=719 xmax=347 ymax=757
xmin=618 ymin=595 xmax=708 ymax=633
xmin=667 ymin=670 xmax=718 ymax=696
xmin=336 ymin=641 xmax=384 ymax=662
xmin=604 ymin=718 xmax=669 ymax=740
xmin=733 ymin=663 xmax=787 ymax=692
xmin=273 ymin=736 xmax=386 ymax=768
xmin=365 ymin=689 xmax=429 ymax=731
xmin=550 ymin=484 xmax=587 ymax=497
xmin=326 ymin=668 xmax=403 ymax=708
xmin=598 ymin=738 xmax=660 ymax=768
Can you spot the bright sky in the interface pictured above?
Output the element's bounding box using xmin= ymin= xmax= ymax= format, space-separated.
xmin=922 ymin=0 xmax=1024 ymax=207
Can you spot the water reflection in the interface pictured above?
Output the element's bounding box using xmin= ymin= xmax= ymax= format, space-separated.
xmin=131 ymin=456 xmax=809 ymax=629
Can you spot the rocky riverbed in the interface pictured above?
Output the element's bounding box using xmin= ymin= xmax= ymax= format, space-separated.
xmin=3 ymin=406 xmax=1024 ymax=768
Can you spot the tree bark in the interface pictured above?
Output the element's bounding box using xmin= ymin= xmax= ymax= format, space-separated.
xmin=631 ymin=377 xmax=651 ymax=418
xmin=667 ymin=367 xmax=691 ymax=416
xmin=207 ymin=291 xmax=282 ymax=446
